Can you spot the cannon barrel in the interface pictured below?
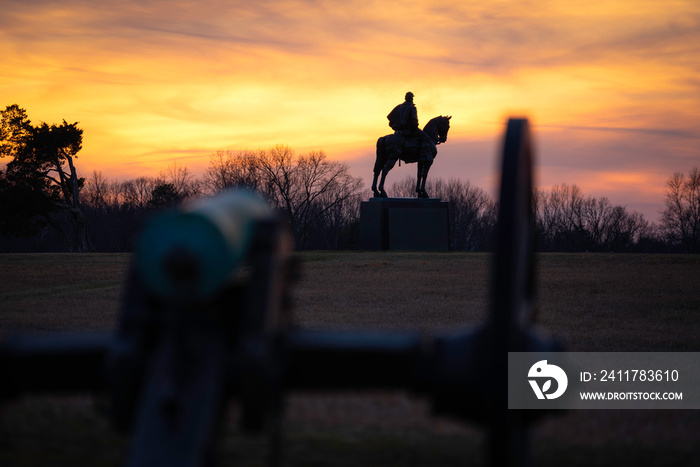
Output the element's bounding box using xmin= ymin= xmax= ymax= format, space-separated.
xmin=0 ymin=332 xmax=113 ymax=397
xmin=134 ymin=189 xmax=275 ymax=302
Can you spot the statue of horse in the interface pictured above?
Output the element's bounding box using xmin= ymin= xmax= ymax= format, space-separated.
xmin=371 ymin=115 xmax=451 ymax=198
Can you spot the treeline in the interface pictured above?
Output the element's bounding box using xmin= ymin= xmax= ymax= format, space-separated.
xmin=4 ymin=158 xmax=698 ymax=253
xmin=391 ymin=177 xmax=671 ymax=253
xmin=2 ymin=151 xmax=699 ymax=253
xmin=1 ymin=147 xmax=367 ymax=252
xmin=535 ymin=184 xmax=653 ymax=252
xmin=405 ymin=168 xmax=700 ymax=253
xmin=2 ymin=105 xmax=698 ymax=253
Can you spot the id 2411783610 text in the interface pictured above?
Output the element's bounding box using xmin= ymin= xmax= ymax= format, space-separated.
xmin=581 ymin=370 xmax=680 ymax=383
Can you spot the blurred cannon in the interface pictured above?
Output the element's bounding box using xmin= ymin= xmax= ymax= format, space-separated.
xmin=1 ymin=118 xmax=561 ymax=467
xmin=110 ymin=189 xmax=296 ymax=466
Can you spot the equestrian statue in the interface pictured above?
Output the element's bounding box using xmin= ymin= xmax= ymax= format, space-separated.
xmin=371 ymin=92 xmax=451 ymax=198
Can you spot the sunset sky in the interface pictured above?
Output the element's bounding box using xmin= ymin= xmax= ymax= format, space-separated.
xmin=2 ymin=0 xmax=699 ymax=222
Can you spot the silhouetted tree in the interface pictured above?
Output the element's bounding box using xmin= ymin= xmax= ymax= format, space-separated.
xmin=204 ymin=150 xmax=261 ymax=192
xmin=85 ymin=170 xmax=110 ymax=208
xmin=437 ymin=178 xmax=496 ymax=251
xmin=535 ymin=183 xmax=649 ymax=252
xmin=149 ymin=183 xmax=182 ymax=208
xmin=204 ymin=146 xmax=363 ymax=249
xmin=159 ymin=161 xmax=201 ymax=200
xmin=661 ymin=167 xmax=700 ymax=253
xmin=121 ymin=177 xmax=156 ymax=209
xmin=535 ymin=184 xmax=587 ymax=250
xmin=0 ymin=173 xmax=59 ymax=237
xmin=0 ymin=104 xmax=90 ymax=251
xmin=82 ymin=171 xmax=145 ymax=251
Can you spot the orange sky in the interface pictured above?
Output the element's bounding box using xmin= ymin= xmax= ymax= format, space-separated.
xmin=2 ymin=0 xmax=699 ymax=222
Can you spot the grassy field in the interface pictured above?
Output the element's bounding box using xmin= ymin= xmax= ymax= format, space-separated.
xmin=1 ymin=252 xmax=700 ymax=466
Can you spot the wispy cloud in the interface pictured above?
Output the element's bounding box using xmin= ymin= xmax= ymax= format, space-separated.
xmin=540 ymin=124 xmax=700 ymax=140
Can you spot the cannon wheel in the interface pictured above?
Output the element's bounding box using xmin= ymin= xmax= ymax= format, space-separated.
xmin=493 ymin=118 xmax=536 ymax=334
xmin=489 ymin=118 xmax=536 ymax=466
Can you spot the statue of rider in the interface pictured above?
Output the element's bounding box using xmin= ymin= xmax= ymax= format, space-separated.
xmin=387 ymin=92 xmax=419 ymax=137
xmin=387 ymin=92 xmax=434 ymax=163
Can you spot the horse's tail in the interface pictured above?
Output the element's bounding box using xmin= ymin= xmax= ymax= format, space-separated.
xmin=374 ymin=136 xmax=388 ymax=174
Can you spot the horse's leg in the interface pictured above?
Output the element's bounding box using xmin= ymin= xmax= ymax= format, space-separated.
xmin=377 ymin=135 xmax=401 ymax=197
xmin=372 ymin=137 xmax=388 ymax=197
xmin=377 ymin=158 xmax=397 ymax=197
xmin=418 ymin=161 xmax=433 ymax=198
xmin=371 ymin=172 xmax=381 ymax=197
xmin=415 ymin=163 xmax=422 ymax=196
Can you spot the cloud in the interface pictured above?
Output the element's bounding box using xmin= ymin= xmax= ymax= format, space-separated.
xmin=541 ymin=124 xmax=700 ymax=140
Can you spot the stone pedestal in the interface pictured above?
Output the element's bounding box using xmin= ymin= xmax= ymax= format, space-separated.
xmin=359 ymin=198 xmax=450 ymax=251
